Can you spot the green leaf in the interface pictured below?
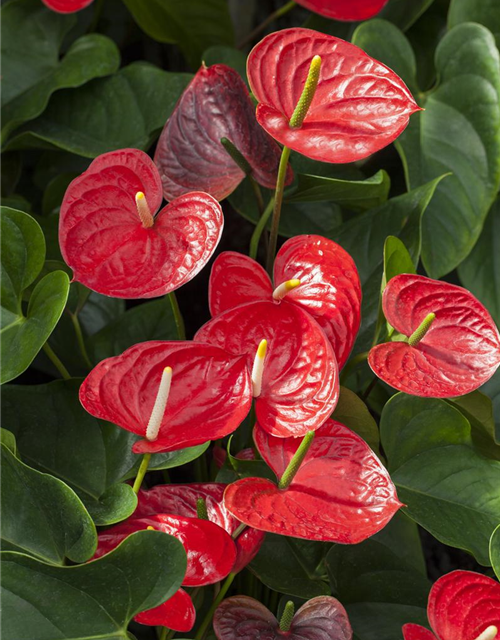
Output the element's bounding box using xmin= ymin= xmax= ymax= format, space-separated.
xmin=396 ymin=23 xmax=500 ymax=277
xmin=490 ymin=524 xmax=500 ymax=580
xmin=378 ymin=0 xmax=435 ymax=31
xmin=2 ymin=379 xmax=209 ymax=525
xmin=1 ymin=0 xmax=120 ymax=143
xmin=284 ymin=170 xmax=391 ymax=212
xmin=449 ymin=391 xmax=500 ymax=460
xmin=202 ymin=45 xmax=248 ymax=84
xmin=331 ymin=386 xmax=380 ymax=452
xmin=384 ymin=236 xmax=417 ymax=285
xmin=122 ymin=0 xmax=234 ymax=69
xmin=1 ymin=444 xmax=97 ymax=565
xmin=345 ymin=603 xmax=429 ymax=640
xmin=249 ymin=534 xmax=331 ymax=599
xmin=4 ymin=63 xmax=192 ymax=158
xmin=481 ymin=369 xmax=500 ymax=439
xmin=1 ymin=530 xmax=187 ymax=639
xmin=448 ymin=0 xmax=500 ymax=47
xmin=0 ymin=429 xmax=17 ymax=457
xmin=458 ymin=198 xmax=500 ymax=327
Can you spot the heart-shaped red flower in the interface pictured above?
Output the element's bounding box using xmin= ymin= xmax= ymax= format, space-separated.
xmin=154 ymin=63 xmax=293 ymax=202
xmin=368 ymin=275 xmax=500 ymax=397
xmin=403 ymin=570 xmax=500 ymax=640
xmin=214 ymin=595 xmax=352 ymax=640
xmin=135 ymin=483 xmax=265 ymax=573
xmin=224 ymin=419 xmax=402 ymax=542
xmin=59 ymin=148 xmax=223 ymax=298
xmin=79 ymin=341 xmax=252 ymax=453
xmin=42 ymin=0 xmax=93 ymax=12
xmin=295 ymin=0 xmax=389 ymax=21
xmin=195 ymin=301 xmax=339 ymax=438
xmin=247 ymin=28 xmax=420 ymax=163
xmin=209 ymin=235 xmax=361 ymax=370
xmin=94 ymin=515 xmax=237 ymax=632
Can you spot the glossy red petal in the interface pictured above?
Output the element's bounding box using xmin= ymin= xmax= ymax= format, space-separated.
xmin=402 ymin=624 xmax=437 ymax=640
xmin=224 ymin=420 xmax=402 ymax=543
xmin=59 ymin=149 xmax=223 ymax=298
xmin=247 ymin=28 xmax=420 ymax=163
xmin=295 ymin=0 xmax=389 ymax=21
xmin=209 ymin=252 xmax=273 ymax=317
xmin=79 ymin=341 xmax=252 ymax=453
xmin=134 ymin=588 xmax=195 ymax=632
xmin=154 ymin=64 xmax=293 ymax=202
xmin=274 ymin=235 xmax=362 ymax=370
xmin=94 ymin=515 xmax=236 ymax=586
xmin=213 ymin=595 xmax=352 ymax=640
xmin=195 ymin=300 xmax=339 ymax=437
xmin=42 ymin=0 xmax=93 ymax=12
xmin=427 ymin=571 xmax=500 ymax=640
xmin=368 ymin=275 xmax=500 ymax=397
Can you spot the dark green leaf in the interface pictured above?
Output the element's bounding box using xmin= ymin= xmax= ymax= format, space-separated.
xmin=331 ymin=386 xmax=380 ymax=452
xmin=384 ymin=236 xmax=417 ymax=285
xmin=202 ymin=45 xmax=248 ymax=84
xmin=448 ymin=0 xmax=500 ymax=47
xmin=378 ymin=0 xmax=435 ymax=31
xmin=345 ymin=603 xmax=429 ymax=640
xmin=491 ymin=524 xmax=500 ymax=580
xmin=0 ymin=429 xmax=17 ymax=457
xmin=481 ymin=369 xmax=500 ymax=440
xmin=1 ymin=444 xmax=96 ymax=564
xmin=449 ymin=391 xmax=500 ymax=460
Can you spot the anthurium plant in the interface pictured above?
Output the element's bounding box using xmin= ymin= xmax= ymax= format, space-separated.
xmin=2 ymin=1 xmax=500 ymax=639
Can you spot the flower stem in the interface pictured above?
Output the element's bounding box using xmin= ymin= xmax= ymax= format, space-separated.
xmin=132 ymin=453 xmax=151 ymax=494
xmin=168 ymin=292 xmax=186 ymax=340
xmin=249 ymin=197 xmax=274 ymax=260
xmin=265 ymin=146 xmax=291 ymax=275
xmin=278 ymin=431 xmax=315 ymax=490
xmin=70 ymin=313 xmax=93 ymax=369
xmin=42 ymin=342 xmax=71 ymax=380
xmin=194 ymin=573 xmax=236 ymax=640
xmin=238 ymin=0 xmax=296 ymax=49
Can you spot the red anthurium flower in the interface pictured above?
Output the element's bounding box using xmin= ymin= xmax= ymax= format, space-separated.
xmin=79 ymin=341 xmax=252 ymax=453
xmin=42 ymin=0 xmax=93 ymax=12
xmin=247 ymin=28 xmax=420 ymax=163
xmin=209 ymin=235 xmax=361 ymax=370
xmin=224 ymin=420 xmax=402 ymax=542
xmin=135 ymin=483 xmax=265 ymax=573
xmin=195 ymin=300 xmax=339 ymax=438
xmin=59 ymin=148 xmax=223 ymax=298
xmin=295 ymin=0 xmax=389 ymax=21
xmin=368 ymin=275 xmax=500 ymax=398
xmin=154 ymin=64 xmax=293 ymax=202
xmin=402 ymin=570 xmax=500 ymax=640
xmin=214 ymin=595 xmax=352 ymax=640
xmin=94 ymin=515 xmax=237 ymax=632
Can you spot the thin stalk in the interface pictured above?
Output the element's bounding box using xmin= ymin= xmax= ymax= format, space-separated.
xmin=249 ymin=198 xmax=274 ymax=260
xmin=70 ymin=313 xmax=93 ymax=369
xmin=249 ymin=175 xmax=265 ymax=215
xmin=238 ymin=1 xmax=296 ymax=49
xmin=132 ymin=453 xmax=151 ymax=494
xmin=339 ymin=351 xmax=369 ymax=385
xmin=43 ymin=342 xmax=71 ymax=380
xmin=265 ymin=146 xmax=291 ymax=274
xmin=194 ymin=573 xmax=236 ymax=640
xmin=168 ymin=292 xmax=186 ymax=340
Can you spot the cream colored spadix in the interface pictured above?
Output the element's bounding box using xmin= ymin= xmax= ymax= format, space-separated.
xmin=135 ymin=191 xmax=154 ymax=228
xmin=145 ymin=367 xmax=173 ymax=441
xmin=474 ymin=626 xmax=498 ymax=640
xmin=272 ymin=279 xmax=301 ymax=300
xmin=251 ymin=339 xmax=267 ymax=397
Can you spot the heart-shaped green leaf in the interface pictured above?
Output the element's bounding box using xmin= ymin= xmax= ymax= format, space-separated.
xmin=448 ymin=0 xmax=500 ymax=46
xmin=449 ymin=390 xmax=500 ymax=460
xmin=331 ymin=386 xmax=380 ymax=453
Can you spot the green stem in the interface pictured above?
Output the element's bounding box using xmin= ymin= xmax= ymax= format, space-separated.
xmin=168 ymin=292 xmax=186 ymax=340
xmin=265 ymin=146 xmax=291 ymax=275
xmin=408 ymin=313 xmax=435 ymax=347
xmin=278 ymin=431 xmax=315 ymax=490
xmin=70 ymin=313 xmax=93 ymax=369
xmin=194 ymin=573 xmax=236 ymax=640
xmin=238 ymin=0 xmax=296 ymax=49
xmin=249 ymin=198 xmax=274 ymax=260
xmin=249 ymin=175 xmax=265 ymax=215
xmin=339 ymin=351 xmax=369 ymax=385
xmin=279 ymin=601 xmax=295 ymax=632
xmin=133 ymin=453 xmax=151 ymax=494
xmin=232 ymin=522 xmax=247 ymax=539
xmin=42 ymin=342 xmax=71 ymax=380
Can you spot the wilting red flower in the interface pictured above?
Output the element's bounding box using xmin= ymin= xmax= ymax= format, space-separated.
xmin=224 ymin=420 xmax=402 ymax=542
xmin=209 ymin=235 xmax=361 ymax=370
xmin=214 ymin=595 xmax=353 ymax=640
xmin=135 ymin=483 xmax=265 ymax=573
xmin=247 ymin=28 xmax=420 ymax=163
xmin=195 ymin=300 xmax=339 ymax=438
xmin=403 ymin=571 xmax=500 ymax=640
xmin=154 ymin=64 xmax=293 ymax=202
xmin=368 ymin=275 xmax=500 ymax=398
xmin=295 ymin=0 xmax=389 ymax=21
xmin=42 ymin=0 xmax=93 ymax=12
xmin=59 ymin=148 xmax=223 ymax=298
xmin=94 ymin=515 xmax=237 ymax=632
xmin=80 ymin=341 xmax=252 ymax=453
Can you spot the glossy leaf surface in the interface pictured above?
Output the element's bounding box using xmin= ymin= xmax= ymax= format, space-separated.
xmin=224 ymin=420 xmax=402 ymax=542
xmin=80 ymin=341 xmax=252 ymax=453
xmin=214 ymin=595 xmax=352 ymax=640
xmin=155 ymin=64 xmax=293 ymax=201
xmin=60 ymin=148 xmax=223 ymax=298
xmin=369 ymin=275 xmax=500 ymax=397
xmin=296 ymin=0 xmax=389 ymax=20
xmin=196 ymin=300 xmax=338 ymax=437
xmin=247 ymin=28 xmax=419 ymax=163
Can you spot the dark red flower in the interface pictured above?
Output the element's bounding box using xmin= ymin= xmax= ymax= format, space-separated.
xmin=402 ymin=570 xmax=500 ymax=640
xmin=224 ymin=420 xmax=402 ymax=542
xmin=368 ymin=275 xmax=500 ymax=397
xmin=195 ymin=300 xmax=339 ymax=438
xmin=209 ymin=235 xmax=361 ymax=370
xmin=154 ymin=64 xmax=293 ymax=202
xmin=213 ymin=446 xmax=255 ymax=469
xmin=42 ymin=0 xmax=93 ymax=12
xmin=135 ymin=483 xmax=265 ymax=573
xmin=59 ymin=148 xmax=223 ymax=298
xmin=79 ymin=341 xmax=252 ymax=453
xmin=295 ymin=0 xmax=389 ymax=21
xmin=247 ymin=28 xmax=420 ymax=163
